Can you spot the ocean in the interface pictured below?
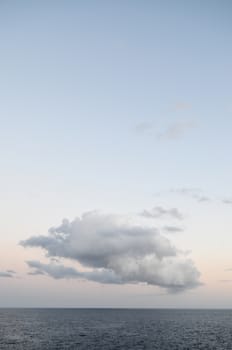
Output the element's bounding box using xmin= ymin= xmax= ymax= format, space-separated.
xmin=0 ymin=308 xmax=232 ymax=349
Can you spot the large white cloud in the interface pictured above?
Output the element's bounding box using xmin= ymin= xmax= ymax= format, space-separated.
xmin=21 ymin=211 xmax=201 ymax=292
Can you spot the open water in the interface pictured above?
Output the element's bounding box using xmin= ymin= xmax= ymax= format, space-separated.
xmin=0 ymin=308 xmax=232 ymax=349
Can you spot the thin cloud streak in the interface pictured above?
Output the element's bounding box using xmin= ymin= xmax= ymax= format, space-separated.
xmin=170 ymin=188 xmax=212 ymax=203
xmin=162 ymin=226 xmax=184 ymax=233
xmin=170 ymin=188 xmax=232 ymax=206
xmin=0 ymin=270 xmax=16 ymax=278
xmin=157 ymin=120 xmax=196 ymax=140
xmin=134 ymin=122 xmax=153 ymax=134
xmin=140 ymin=206 xmax=183 ymax=220
xmin=222 ymin=199 xmax=232 ymax=205
xmin=174 ymin=103 xmax=192 ymax=111
xmin=134 ymin=119 xmax=196 ymax=140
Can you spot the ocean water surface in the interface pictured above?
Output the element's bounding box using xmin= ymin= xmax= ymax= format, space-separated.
xmin=0 ymin=308 xmax=232 ymax=349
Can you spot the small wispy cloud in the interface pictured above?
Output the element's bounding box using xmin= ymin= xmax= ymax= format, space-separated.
xmin=134 ymin=122 xmax=153 ymax=134
xmin=158 ymin=188 xmax=232 ymax=209
xmin=222 ymin=199 xmax=232 ymax=205
xmin=157 ymin=120 xmax=196 ymax=140
xmin=0 ymin=270 xmax=16 ymax=278
xmin=162 ymin=226 xmax=184 ymax=233
xmin=172 ymin=188 xmax=232 ymax=206
xmin=134 ymin=119 xmax=196 ymax=140
xmin=174 ymin=103 xmax=192 ymax=111
xmin=140 ymin=206 xmax=183 ymax=220
xmin=195 ymin=195 xmax=211 ymax=203
xmin=170 ymin=188 xmax=212 ymax=203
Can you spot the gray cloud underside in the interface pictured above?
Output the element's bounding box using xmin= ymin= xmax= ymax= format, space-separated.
xmin=21 ymin=212 xmax=200 ymax=292
xmin=140 ymin=206 xmax=183 ymax=220
xmin=222 ymin=199 xmax=232 ymax=205
xmin=0 ymin=270 xmax=15 ymax=278
xmin=27 ymin=260 xmax=122 ymax=284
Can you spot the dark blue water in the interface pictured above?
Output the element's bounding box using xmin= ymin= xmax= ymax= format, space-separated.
xmin=0 ymin=309 xmax=232 ymax=349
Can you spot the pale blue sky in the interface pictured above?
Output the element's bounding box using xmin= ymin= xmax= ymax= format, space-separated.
xmin=0 ymin=1 xmax=232 ymax=307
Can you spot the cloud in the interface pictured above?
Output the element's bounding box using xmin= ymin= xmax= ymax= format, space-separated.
xmin=162 ymin=226 xmax=184 ymax=233
xmin=134 ymin=122 xmax=153 ymax=134
xmin=0 ymin=270 xmax=15 ymax=278
xmin=134 ymin=119 xmax=195 ymax=140
xmin=170 ymin=188 xmax=200 ymax=195
xmin=195 ymin=195 xmax=211 ymax=203
xmin=21 ymin=212 xmax=201 ymax=292
xmin=158 ymin=120 xmax=195 ymax=140
xmin=174 ymin=189 xmax=232 ymax=207
xmin=174 ymin=103 xmax=192 ymax=111
xmin=140 ymin=206 xmax=183 ymax=220
xmin=27 ymin=260 xmax=80 ymax=279
xmin=222 ymin=199 xmax=232 ymax=205
xmin=27 ymin=260 xmax=122 ymax=284
xmin=170 ymin=188 xmax=212 ymax=203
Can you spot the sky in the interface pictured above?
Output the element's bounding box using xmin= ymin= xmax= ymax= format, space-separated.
xmin=0 ymin=0 xmax=232 ymax=308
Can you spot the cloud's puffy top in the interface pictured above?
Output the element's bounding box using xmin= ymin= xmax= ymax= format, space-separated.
xmin=21 ymin=212 xmax=200 ymax=292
